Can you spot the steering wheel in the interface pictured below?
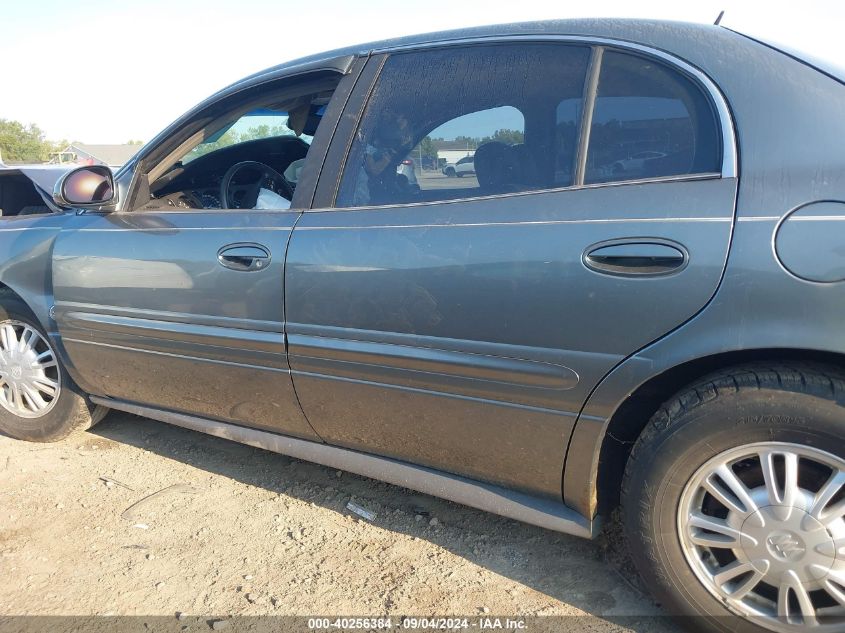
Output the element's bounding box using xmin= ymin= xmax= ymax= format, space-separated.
xmin=219 ymin=161 xmax=292 ymax=209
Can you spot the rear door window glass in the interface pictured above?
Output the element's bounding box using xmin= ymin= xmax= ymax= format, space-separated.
xmin=336 ymin=44 xmax=590 ymax=207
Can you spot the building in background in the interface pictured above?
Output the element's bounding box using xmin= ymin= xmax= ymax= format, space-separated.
xmin=432 ymin=140 xmax=475 ymax=166
xmin=50 ymin=143 xmax=140 ymax=169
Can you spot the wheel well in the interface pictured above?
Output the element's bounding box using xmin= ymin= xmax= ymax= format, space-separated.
xmin=0 ymin=282 xmax=42 ymax=326
xmin=595 ymin=348 xmax=845 ymax=515
xmin=0 ymin=282 xmax=25 ymax=303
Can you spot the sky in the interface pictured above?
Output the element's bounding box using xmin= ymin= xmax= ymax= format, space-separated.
xmin=1 ymin=0 xmax=842 ymax=145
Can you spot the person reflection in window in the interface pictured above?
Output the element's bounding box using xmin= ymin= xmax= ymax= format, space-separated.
xmin=353 ymin=112 xmax=412 ymax=206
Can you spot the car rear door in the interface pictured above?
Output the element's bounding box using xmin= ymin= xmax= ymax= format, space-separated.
xmin=284 ymin=43 xmax=738 ymax=498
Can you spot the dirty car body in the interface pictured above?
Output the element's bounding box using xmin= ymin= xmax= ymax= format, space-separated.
xmin=2 ymin=19 xmax=845 ymax=632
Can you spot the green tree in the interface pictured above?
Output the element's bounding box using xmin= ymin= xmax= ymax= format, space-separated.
xmin=480 ymin=128 xmax=525 ymax=145
xmin=452 ymin=135 xmax=478 ymax=150
xmin=126 ymin=139 xmax=144 ymax=145
xmin=0 ymin=119 xmax=54 ymax=163
xmin=417 ymin=136 xmax=437 ymax=160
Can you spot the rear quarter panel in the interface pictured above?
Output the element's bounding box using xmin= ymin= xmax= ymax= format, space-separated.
xmin=564 ymin=31 xmax=845 ymax=517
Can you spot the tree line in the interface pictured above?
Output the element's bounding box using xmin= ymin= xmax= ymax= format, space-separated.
xmin=414 ymin=129 xmax=525 ymax=161
xmin=0 ymin=119 xmax=66 ymax=163
xmin=0 ymin=119 xmax=143 ymax=164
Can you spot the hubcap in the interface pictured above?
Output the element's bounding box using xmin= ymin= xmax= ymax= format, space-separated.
xmin=0 ymin=320 xmax=61 ymax=418
xmin=679 ymin=442 xmax=845 ymax=631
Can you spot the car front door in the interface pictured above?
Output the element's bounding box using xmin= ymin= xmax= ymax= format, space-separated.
xmin=284 ymin=43 xmax=738 ymax=498
xmin=50 ymin=68 xmax=357 ymax=440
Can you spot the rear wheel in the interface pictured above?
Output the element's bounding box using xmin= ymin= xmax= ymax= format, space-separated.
xmin=0 ymin=296 xmax=106 ymax=442
xmin=622 ymin=365 xmax=845 ymax=633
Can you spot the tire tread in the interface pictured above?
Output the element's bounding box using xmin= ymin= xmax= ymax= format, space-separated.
xmin=621 ymin=362 xmax=845 ymax=632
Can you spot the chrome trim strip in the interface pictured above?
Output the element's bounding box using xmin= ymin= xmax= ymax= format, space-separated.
xmin=787 ymin=216 xmax=845 ymax=221
xmin=72 ymin=227 xmax=294 ymax=233
xmin=53 ymin=302 xmax=283 ymax=332
xmin=91 ymin=395 xmax=596 ymax=538
xmin=574 ymin=47 xmax=604 ymax=186
xmin=297 ymin=217 xmax=732 ymax=230
xmin=370 ymin=34 xmax=738 ymax=180
xmin=0 ymin=227 xmax=58 ymax=232
xmin=64 ymin=338 xmax=290 ymax=373
xmin=318 ymin=172 xmax=725 ymax=213
xmin=734 ymin=216 xmax=845 ymax=223
xmin=287 ymin=322 xmax=618 ymax=367
xmin=293 ymin=368 xmax=575 ymax=415
xmin=61 ymin=311 xmax=285 ymax=354
xmin=288 ymin=333 xmax=579 ymax=390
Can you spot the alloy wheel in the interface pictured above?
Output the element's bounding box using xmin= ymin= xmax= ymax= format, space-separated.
xmin=679 ymin=441 xmax=845 ymax=631
xmin=0 ymin=320 xmax=61 ymax=418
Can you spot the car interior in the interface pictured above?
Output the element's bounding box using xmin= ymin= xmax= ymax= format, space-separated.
xmin=357 ymin=107 xmax=576 ymax=207
xmin=137 ymin=75 xmax=341 ymax=212
xmin=337 ymin=45 xmax=590 ymax=208
xmin=0 ymin=172 xmax=53 ymax=216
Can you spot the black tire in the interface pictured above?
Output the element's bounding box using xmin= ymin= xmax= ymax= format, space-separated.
xmin=444 ymin=167 xmax=455 ymax=177
xmin=622 ymin=363 xmax=845 ymax=633
xmin=0 ymin=295 xmax=107 ymax=442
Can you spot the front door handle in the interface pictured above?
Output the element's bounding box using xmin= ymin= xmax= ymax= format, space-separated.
xmin=217 ymin=243 xmax=271 ymax=272
xmin=583 ymin=240 xmax=687 ymax=277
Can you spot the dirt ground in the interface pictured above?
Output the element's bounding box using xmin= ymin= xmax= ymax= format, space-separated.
xmin=0 ymin=411 xmax=674 ymax=631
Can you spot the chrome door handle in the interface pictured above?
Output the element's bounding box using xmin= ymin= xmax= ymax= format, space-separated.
xmin=583 ymin=240 xmax=687 ymax=277
xmin=217 ymin=243 xmax=271 ymax=272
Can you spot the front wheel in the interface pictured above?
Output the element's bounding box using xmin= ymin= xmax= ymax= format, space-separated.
xmin=0 ymin=296 xmax=107 ymax=442
xmin=623 ymin=365 xmax=845 ymax=633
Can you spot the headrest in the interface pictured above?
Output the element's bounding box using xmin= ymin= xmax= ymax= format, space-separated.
xmin=473 ymin=141 xmax=509 ymax=189
xmin=288 ymin=104 xmax=323 ymax=137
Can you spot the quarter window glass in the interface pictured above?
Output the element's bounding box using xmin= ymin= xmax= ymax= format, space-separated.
xmin=337 ymin=44 xmax=590 ymax=207
xmin=585 ymin=51 xmax=721 ymax=184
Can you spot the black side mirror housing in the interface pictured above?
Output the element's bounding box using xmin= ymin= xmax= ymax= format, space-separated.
xmin=53 ymin=165 xmax=116 ymax=208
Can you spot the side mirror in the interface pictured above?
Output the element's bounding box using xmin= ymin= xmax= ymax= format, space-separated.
xmin=53 ymin=165 xmax=115 ymax=208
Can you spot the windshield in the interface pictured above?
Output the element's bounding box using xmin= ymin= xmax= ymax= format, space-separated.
xmin=181 ymin=109 xmax=313 ymax=164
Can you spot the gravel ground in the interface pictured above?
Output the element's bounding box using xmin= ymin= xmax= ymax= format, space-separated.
xmin=0 ymin=411 xmax=673 ymax=631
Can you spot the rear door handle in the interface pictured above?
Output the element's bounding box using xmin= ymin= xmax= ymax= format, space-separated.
xmin=217 ymin=243 xmax=271 ymax=272
xmin=583 ymin=240 xmax=687 ymax=277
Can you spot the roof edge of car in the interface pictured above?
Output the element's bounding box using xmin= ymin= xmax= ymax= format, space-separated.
xmin=723 ymin=26 xmax=845 ymax=87
xmin=122 ymin=17 xmax=748 ymax=179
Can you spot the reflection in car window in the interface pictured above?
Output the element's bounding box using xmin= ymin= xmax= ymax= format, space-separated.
xmin=555 ymin=98 xmax=582 ymax=186
xmin=585 ymin=51 xmax=721 ymax=184
xmin=336 ymin=44 xmax=590 ymax=207
xmin=181 ymin=110 xmax=313 ymax=165
xmin=417 ymin=106 xmax=524 ymax=193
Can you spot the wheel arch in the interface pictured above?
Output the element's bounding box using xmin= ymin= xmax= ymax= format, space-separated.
xmin=587 ymin=348 xmax=845 ymax=518
xmin=0 ymin=278 xmax=93 ymax=395
xmin=0 ymin=280 xmax=52 ymax=333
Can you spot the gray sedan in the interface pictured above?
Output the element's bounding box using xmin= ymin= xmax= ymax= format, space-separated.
xmin=1 ymin=18 xmax=844 ymax=633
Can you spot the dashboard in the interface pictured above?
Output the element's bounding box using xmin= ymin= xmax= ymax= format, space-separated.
xmin=149 ymin=136 xmax=310 ymax=209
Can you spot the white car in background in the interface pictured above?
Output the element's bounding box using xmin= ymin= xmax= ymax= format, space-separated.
xmin=396 ymin=158 xmax=418 ymax=185
xmin=610 ymin=150 xmax=667 ymax=175
xmin=442 ymin=155 xmax=474 ymax=177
